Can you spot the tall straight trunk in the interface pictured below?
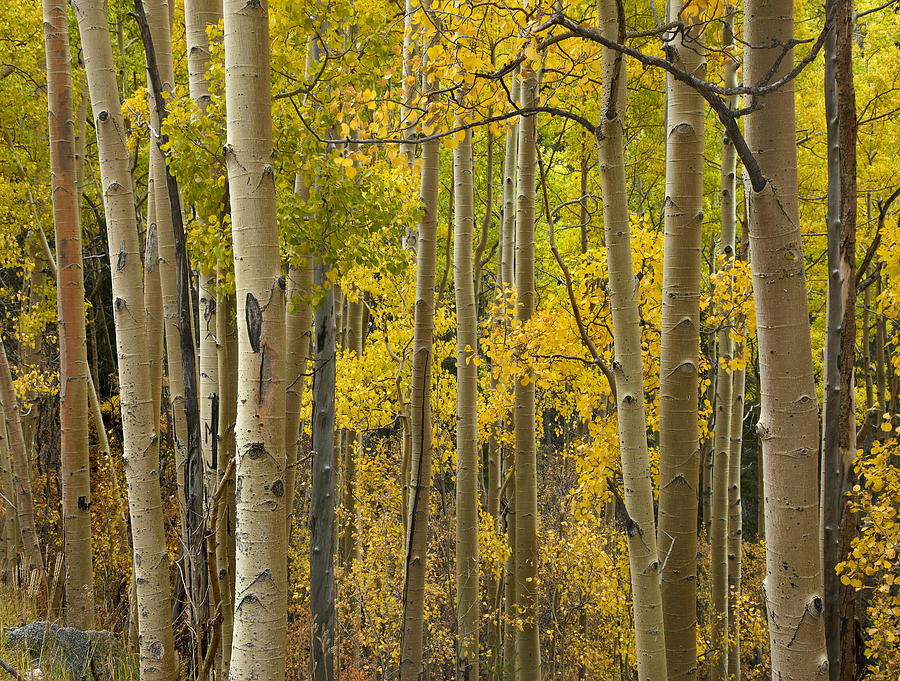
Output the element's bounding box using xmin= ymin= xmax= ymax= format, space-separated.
xmin=0 ymin=417 xmax=17 ymax=573
xmin=744 ymin=0 xmax=829 ymax=676
xmin=833 ymin=2 xmax=858 ymax=679
xmin=145 ymin=199 xmax=165 ymax=427
xmin=341 ymin=295 xmax=364 ymax=567
xmin=820 ymin=0 xmax=843 ymax=672
xmin=726 ymin=365 xmax=745 ymax=681
xmin=199 ymin=272 xmax=219 ymax=511
xmin=284 ymin=257 xmax=313 ymax=534
xmin=42 ymin=0 xmax=95 ymax=628
xmin=223 ymin=1 xmax=288 ymax=680
xmin=309 ymin=265 xmax=336 ymax=681
xmin=215 ymin=284 xmax=237 ymax=677
xmin=0 ymin=342 xmax=43 ymax=576
xmin=399 ymin=7 xmax=440 ymax=678
xmin=594 ymin=1 xmax=667 ymax=680
xmin=399 ymin=142 xmax=439 ymax=681
xmin=454 ymin=126 xmax=480 ymax=681
xmin=514 ymin=59 xmax=540 ymax=681
xmin=500 ymin=67 xmax=519 ymax=681
xmin=184 ymin=0 xmax=220 ymax=109
xmin=142 ymin=1 xmax=202 ymax=621
xmin=73 ymin=1 xmax=177 ymax=677
xmin=721 ymin=19 xmax=743 ymax=674
xmin=655 ymin=2 xmax=705 ymax=678
xmin=710 ymin=9 xmax=739 ymax=675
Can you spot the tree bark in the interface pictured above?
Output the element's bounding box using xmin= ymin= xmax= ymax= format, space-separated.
xmin=0 ymin=342 xmax=43 ymax=577
xmin=399 ymin=6 xmax=440 ymax=679
xmin=42 ymin=0 xmax=95 ymax=629
xmin=514 ymin=56 xmax=541 ymax=681
xmin=223 ymin=0 xmax=288 ymax=680
xmin=727 ymin=365 xmax=745 ymax=681
xmin=72 ymin=1 xmax=177 ymax=677
xmin=0 ymin=417 xmax=17 ymax=574
xmin=309 ymin=264 xmax=336 ymax=681
xmin=744 ymin=0 xmax=829 ymax=676
xmin=655 ymin=3 xmax=705 ymax=678
xmin=454 ymin=125 xmax=480 ymax=681
xmin=594 ymin=1 xmax=667 ymax=679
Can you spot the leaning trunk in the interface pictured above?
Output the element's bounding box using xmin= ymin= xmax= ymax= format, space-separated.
xmin=72 ymin=1 xmax=177 ymax=677
xmin=0 ymin=341 xmax=44 ymax=576
xmin=594 ymin=1 xmax=667 ymax=679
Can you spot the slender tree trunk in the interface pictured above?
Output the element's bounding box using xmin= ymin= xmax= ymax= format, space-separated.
xmin=141 ymin=2 xmax=207 ymax=639
xmin=726 ymin=366 xmax=745 ymax=681
xmin=73 ymin=1 xmax=177 ymax=677
xmin=342 ymin=295 xmax=364 ymax=567
xmin=399 ymin=7 xmax=440 ymax=679
xmin=821 ymin=0 xmax=843 ymax=672
xmin=284 ymin=257 xmax=313 ymax=535
xmin=42 ymin=0 xmax=95 ymax=628
xmin=0 ymin=417 xmax=17 ymax=574
xmin=500 ymin=67 xmax=519 ymax=681
xmin=655 ymin=3 xmax=705 ymax=678
xmin=594 ymin=1 xmax=667 ymax=680
xmin=215 ymin=283 xmax=236 ymax=677
xmin=710 ymin=10 xmax=739 ymax=670
xmin=744 ymin=0 xmax=829 ymax=676
xmin=223 ymin=0 xmax=288 ymax=678
xmin=199 ymin=271 xmax=219 ymax=519
xmin=454 ymin=126 xmax=480 ymax=681
xmin=514 ymin=57 xmax=540 ymax=681
xmin=309 ymin=262 xmax=336 ymax=681
xmin=0 ymin=342 xmax=43 ymax=577
xmin=833 ymin=2 xmax=858 ymax=679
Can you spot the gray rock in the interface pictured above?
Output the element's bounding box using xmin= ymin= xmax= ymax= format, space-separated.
xmin=5 ymin=621 xmax=135 ymax=680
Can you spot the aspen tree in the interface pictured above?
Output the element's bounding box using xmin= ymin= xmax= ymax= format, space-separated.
xmin=199 ymin=273 xmax=219 ymax=504
xmin=710 ymin=25 xmax=738 ymax=681
xmin=820 ymin=3 xmax=842 ymax=655
xmin=309 ymin=266 xmax=336 ymax=681
xmin=744 ymin=0 xmax=829 ymax=676
xmin=594 ymin=1 xmax=666 ymax=679
xmin=720 ymin=16 xmax=743 ymax=674
xmin=145 ymin=201 xmax=165 ymax=426
xmin=500 ymin=70 xmax=519 ymax=680
xmin=454 ymin=125 xmax=479 ymax=680
xmin=183 ymin=0 xmax=223 ymax=511
xmin=41 ymin=0 xmax=94 ymax=628
xmin=0 ymin=417 xmax=16 ymax=574
xmin=654 ymin=1 xmax=705 ymax=677
xmin=284 ymin=257 xmax=313 ymax=533
xmin=72 ymin=0 xmax=177 ymax=677
xmin=143 ymin=0 xmax=200 ymax=605
xmin=400 ymin=8 xmax=440 ymax=677
xmin=342 ymin=294 xmax=364 ymax=566
xmin=514 ymin=55 xmax=541 ymax=681
xmin=223 ymin=0 xmax=288 ymax=678
xmin=0 ymin=344 xmax=42 ymax=576
xmin=727 ymin=366 xmax=745 ymax=681
xmin=215 ymin=283 xmax=237 ymax=677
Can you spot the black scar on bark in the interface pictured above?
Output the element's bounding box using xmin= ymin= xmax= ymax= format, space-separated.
xmin=77 ymin=496 xmax=89 ymax=510
xmin=246 ymin=292 xmax=262 ymax=353
xmin=248 ymin=443 xmax=267 ymax=459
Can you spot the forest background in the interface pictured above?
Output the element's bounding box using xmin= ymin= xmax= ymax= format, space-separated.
xmin=0 ymin=0 xmax=898 ymax=680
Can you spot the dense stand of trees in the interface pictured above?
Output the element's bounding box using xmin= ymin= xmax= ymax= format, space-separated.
xmin=0 ymin=1 xmax=899 ymax=681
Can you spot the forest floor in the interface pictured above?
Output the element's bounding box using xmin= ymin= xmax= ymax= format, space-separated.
xmin=0 ymin=585 xmax=42 ymax=679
